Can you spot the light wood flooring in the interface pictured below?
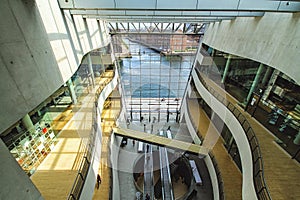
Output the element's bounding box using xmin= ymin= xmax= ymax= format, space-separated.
xmin=187 ymin=98 xmax=243 ymax=200
xmin=31 ymin=72 xmax=116 ymax=200
xmin=92 ymin=95 xmax=121 ymax=200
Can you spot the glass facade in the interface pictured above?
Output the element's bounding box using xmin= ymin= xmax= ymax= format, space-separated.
xmin=113 ymin=35 xmax=199 ymax=122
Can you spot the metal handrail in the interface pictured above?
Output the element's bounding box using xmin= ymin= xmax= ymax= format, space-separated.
xmin=193 ymin=66 xmax=272 ymax=200
xmin=67 ymin=71 xmax=115 ymax=200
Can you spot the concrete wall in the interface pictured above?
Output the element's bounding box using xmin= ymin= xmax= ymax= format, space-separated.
xmin=0 ymin=139 xmax=43 ymax=200
xmin=203 ymin=12 xmax=300 ymax=84
xmin=0 ymin=0 xmax=110 ymax=133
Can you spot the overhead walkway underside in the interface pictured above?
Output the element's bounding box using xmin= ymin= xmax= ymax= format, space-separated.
xmin=113 ymin=127 xmax=209 ymax=156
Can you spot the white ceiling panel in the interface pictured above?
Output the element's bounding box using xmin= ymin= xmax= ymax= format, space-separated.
xmin=156 ymin=0 xmax=198 ymax=9
xmin=154 ymin=11 xmax=183 ymax=16
xmin=238 ymin=0 xmax=279 ymax=10
xmin=115 ymin=0 xmax=157 ymax=9
xmin=126 ymin=11 xmax=155 ymax=16
xmin=197 ymin=0 xmax=239 ymax=10
xmin=98 ymin=10 xmax=126 ymax=16
xmin=74 ymin=0 xmax=115 ymax=8
xmin=181 ymin=11 xmax=211 ymax=16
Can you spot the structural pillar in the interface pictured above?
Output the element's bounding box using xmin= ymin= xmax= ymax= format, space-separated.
xmin=99 ymin=53 xmax=105 ymax=75
xmin=246 ymin=63 xmax=264 ymax=103
xmin=221 ymin=55 xmax=232 ymax=83
xmin=67 ymin=78 xmax=77 ymax=104
xmin=292 ymin=131 xmax=300 ymax=159
xmin=261 ymin=66 xmax=273 ymax=88
xmin=211 ymin=48 xmax=215 ymax=57
xmin=97 ymin=20 xmax=105 ymax=46
xmin=88 ymin=54 xmax=95 ymax=87
xmin=262 ymin=69 xmax=281 ymax=101
xmin=293 ymin=131 xmax=300 ymax=145
xmin=21 ymin=114 xmax=34 ymax=131
xmin=207 ymin=47 xmax=213 ymax=55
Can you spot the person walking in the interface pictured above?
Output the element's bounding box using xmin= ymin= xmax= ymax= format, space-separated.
xmin=96 ymin=174 xmax=101 ymax=189
xmin=145 ymin=193 xmax=150 ymax=200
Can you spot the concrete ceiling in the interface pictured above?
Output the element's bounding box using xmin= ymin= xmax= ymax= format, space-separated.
xmin=59 ymin=0 xmax=300 ymax=23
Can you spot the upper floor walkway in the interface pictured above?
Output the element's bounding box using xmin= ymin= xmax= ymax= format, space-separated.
xmin=197 ymin=70 xmax=300 ymax=200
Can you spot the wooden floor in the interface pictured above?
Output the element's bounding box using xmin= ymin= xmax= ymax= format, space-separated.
xmin=187 ymin=98 xmax=243 ymax=200
xmin=201 ymin=73 xmax=300 ymax=200
xmin=31 ymin=72 xmax=115 ymax=200
xmin=92 ymin=91 xmax=121 ymax=200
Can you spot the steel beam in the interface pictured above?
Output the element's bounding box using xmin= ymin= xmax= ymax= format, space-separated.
xmin=107 ymin=22 xmax=206 ymax=34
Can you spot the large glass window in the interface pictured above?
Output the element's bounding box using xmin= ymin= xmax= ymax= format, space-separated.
xmin=113 ymin=34 xmax=199 ymax=122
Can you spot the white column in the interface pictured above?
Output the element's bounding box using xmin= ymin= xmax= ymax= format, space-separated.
xmin=262 ymin=69 xmax=281 ymax=101
xmin=88 ymin=54 xmax=95 ymax=87
xmin=67 ymin=79 xmax=77 ymax=104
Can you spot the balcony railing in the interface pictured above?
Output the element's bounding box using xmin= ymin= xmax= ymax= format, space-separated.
xmin=194 ymin=66 xmax=271 ymax=200
xmin=185 ymin=97 xmax=225 ymax=200
xmin=67 ymin=71 xmax=115 ymax=200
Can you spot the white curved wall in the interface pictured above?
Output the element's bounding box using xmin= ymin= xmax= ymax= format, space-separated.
xmin=191 ymin=68 xmax=256 ymax=199
xmin=203 ymin=12 xmax=300 ymax=84
xmin=110 ymin=135 xmax=121 ymax=200
xmin=182 ymin=97 xmax=220 ymax=200
xmin=80 ymin=70 xmax=119 ymax=199
xmin=204 ymin=156 xmax=220 ymax=200
xmin=182 ymin=97 xmax=202 ymax=145
xmin=0 ymin=0 xmax=110 ymax=133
